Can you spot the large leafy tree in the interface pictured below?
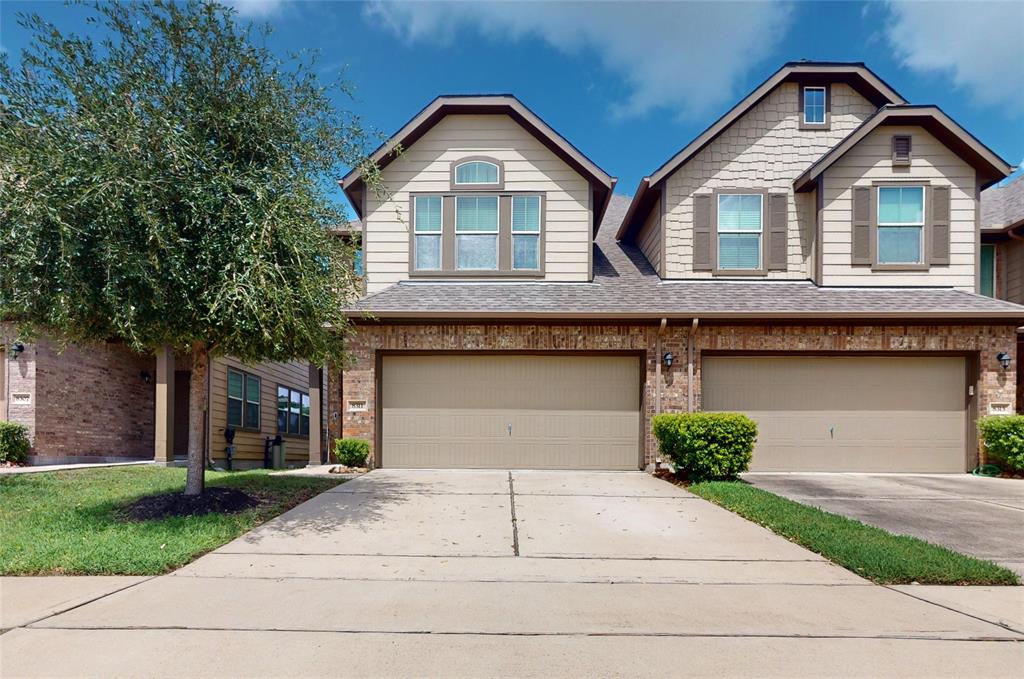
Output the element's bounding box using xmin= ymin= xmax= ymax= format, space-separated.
xmin=0 ymin=1 xmax=378 ymax=494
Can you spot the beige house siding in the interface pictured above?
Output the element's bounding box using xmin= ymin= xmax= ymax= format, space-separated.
xmin=363 ymin=114 xmax=592 ymax=292
xmin=208 ymin=356 xmax=314 ymax=465
xmin=996 ymin=239 xmax=1024 ymax=304
xmin=662 ymin=82 xmax=877 ymax=279
xmin=821 ymin=125 xmax=977 ymax=289
xmin=636 ymin=200 xmax=663 ymax=275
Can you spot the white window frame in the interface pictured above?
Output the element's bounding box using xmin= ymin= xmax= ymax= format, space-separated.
xmin=511 ymin=195 xmax=542 ymax=271
xmin=802 ymin=86 xmax=826 ymax=125
xmin=716 ymin=193 xmax=763 ymax=271
xmin=454 ymin=160 xmax=501 ymax=186
xmin=413 ymin=195 xmax=443 ymax=271
xmin=876 ymin=186 xmax=925 ymax=265
xmin=454 ymin=195 xmax=499 ymax=270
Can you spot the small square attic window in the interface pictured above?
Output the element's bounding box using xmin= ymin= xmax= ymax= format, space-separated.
xmin=892 ymin=135 xmax=912 ymax=167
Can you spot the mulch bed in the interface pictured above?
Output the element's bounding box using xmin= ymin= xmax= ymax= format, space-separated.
xmin=653 ymin=469 xmax=690 ymax=487
xmin=122 ymin=487 xmax=259 ymax=521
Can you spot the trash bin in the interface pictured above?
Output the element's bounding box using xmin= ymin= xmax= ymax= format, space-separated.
xmin=271 ymin=437 xmax=286 ymax=469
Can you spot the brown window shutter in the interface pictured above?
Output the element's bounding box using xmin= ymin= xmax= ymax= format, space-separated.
xmin=852 ymin=186 xmax=872 ymax=265
xmin=693 ymin=193 xmax=713 ymax=271
xmin=930 ymin=185 xmax=951 ymax=265
xmin=767 ymin=193 xmax=788 ymax=270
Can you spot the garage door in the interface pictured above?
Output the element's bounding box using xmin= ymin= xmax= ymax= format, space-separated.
xmin=381 ymin=354 xmax=641 ymax=469
xmin=702 ymin=355 xmax=967 ymax=473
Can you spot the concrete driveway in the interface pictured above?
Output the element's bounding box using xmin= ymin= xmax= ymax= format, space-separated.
xmin=746 ymin=473 xmax=1024 ymax=576
xmin=2 ymin=470 xmax=1022 ymax=678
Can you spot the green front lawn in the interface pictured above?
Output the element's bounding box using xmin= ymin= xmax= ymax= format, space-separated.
xmin=689 ymin=481 xmax=1019 ymax=586
xmin=0 ymin=466 xmax=343 ymax=575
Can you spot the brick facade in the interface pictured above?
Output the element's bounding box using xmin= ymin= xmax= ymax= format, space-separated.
xmin=331 ymin=322 xmax=1018 ymax=469
xmin=5 ymin=336 xmax=156 ymax=462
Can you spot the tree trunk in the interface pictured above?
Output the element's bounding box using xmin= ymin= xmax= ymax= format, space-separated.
xmin=184 ymin=342 xmax=208 ymax=496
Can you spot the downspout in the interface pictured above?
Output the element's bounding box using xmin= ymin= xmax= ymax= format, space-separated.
xmin=687 ymin=318 xmax=699 ymax=412
xmin=655 ymin=318 xmax=667 ymax=415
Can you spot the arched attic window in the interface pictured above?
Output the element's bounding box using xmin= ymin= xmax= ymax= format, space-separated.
xmin=451 ymin=157 xmax=503 ymax=190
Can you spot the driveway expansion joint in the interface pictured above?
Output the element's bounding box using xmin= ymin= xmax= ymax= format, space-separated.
xmin=508 ymin=472 xmax=520 ymax=557
xmin=883 ymin=585 xmax=1024 ymax=636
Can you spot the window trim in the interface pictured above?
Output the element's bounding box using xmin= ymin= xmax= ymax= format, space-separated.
xmin=455 ymin=194 xmax=500 ymax=271
xmin=412 ymin=195 xmax=443 ymax=271
xmin=871 ymin=182 xmax=930 ymax=272
xmin=407 ymin=192 xmax=546 ymax=278
xmin=980 ymin=243 xmax=996 ymax=298
xmin=798 ymin=83 xmax=831 ymax=130
xmin=712 ymin=189 xmax=768 ymax=276
xmin=276 ymin=383 xmax=310 ymax=439
xmin=227 ymin=368 xmax=261 ymax=432
xmin=449 ymin=156 xmax=504 ymax=191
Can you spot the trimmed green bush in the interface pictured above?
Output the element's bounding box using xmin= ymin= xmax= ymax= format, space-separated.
xmin=334 ymin=438 xmax=370 ymax=467
xmin=652 ymin=412 xmax=757 ymax=481
xmin=978 ymin=415 xmax=1024 ymax=472
xmin=0 ymin=421 xmax=31 ymax=464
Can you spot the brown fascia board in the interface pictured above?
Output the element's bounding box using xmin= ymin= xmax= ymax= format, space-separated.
xmin=982 ymin=218 xmax=1024 ymax=241
xmin=794 ymin=106 xmax=1013 ymax=192
xmin=617 ymin=63 xmax=906 ymax=241
xmin=346 ymin=308 xmax=1024 ymax=322
xmin=339 ymin=95 xmax=616 ymax=228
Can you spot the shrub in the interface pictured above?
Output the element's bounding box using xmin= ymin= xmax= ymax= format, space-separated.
xmin=0 ymin=421 xmax=31 ymax=464
xmin=334 ymin=438 xmax=370 ymax=467
xmin=652 ymin=412 xmax=757 ymax=482
xmin=978 ymin=415 xmax=1024 ymax=472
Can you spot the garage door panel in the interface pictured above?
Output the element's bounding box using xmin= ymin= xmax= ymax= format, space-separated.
xmin=703 ymin=356 xmax=966 ymax=473
xmin=382 ymin=355 xmax=640 ymax=470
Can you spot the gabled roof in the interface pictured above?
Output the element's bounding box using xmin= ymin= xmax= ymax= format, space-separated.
xmin=794 ymin=105 xmax=1013 ymax=192
xmin=340 ymin=95 xmax=617 ymax=230
xmin=616 ymin=62 xmax=906 ymax=240
xmin=982 ymin=175 xmax=1024 ymax=233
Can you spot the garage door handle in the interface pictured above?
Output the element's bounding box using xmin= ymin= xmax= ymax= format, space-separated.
xmin=507 ymin=424 xmax=512 ymax=437
xmin=829 ymin=426 xmax=834 ymax=439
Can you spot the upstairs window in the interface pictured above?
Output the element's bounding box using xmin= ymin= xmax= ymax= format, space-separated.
xmin=877 ymin=186 xmax=924 ymax=265
xmin=803 ymin=86 xmax=826 ymax=125
xmin=413 ymin=195 xmax=442 ymax=270
xmin=455 ymin=196 xmax=499 ymax=270
xmin=717 ymin=194 xmax=762 ymax=270
xmin=454 ymin=160 xmax=499 ymax=186
xmin=980 ymin=244 xmax=996 ymax=297
xmin=227 ymin=369 xmax=261 ymax=430
xmin=512 ymin=195 xmax=541 ymax=270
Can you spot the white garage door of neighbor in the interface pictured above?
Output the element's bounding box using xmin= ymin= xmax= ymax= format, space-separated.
xmin=381 ymin=354 xmax=641 ymax=469
xmin=701 ymin=355 xmax=968 ymax=473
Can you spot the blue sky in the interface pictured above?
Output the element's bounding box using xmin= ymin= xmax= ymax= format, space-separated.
xmin=3 ymin=1 xmax=1022 ymax=217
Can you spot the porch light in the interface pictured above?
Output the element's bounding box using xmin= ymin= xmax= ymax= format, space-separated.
xmin=9 ymin=341 xmax=25 ymax=360
xmin=663 ymin=352 xmax=674 ymax=368
xmin=997 ymin=352 xmax=1012 ymax=370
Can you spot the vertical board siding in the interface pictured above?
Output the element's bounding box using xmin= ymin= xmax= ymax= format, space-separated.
xmin=662 ymin=82 xmax=878 ymax=279
xmin=636 ymin=202 xmax=663 ymax=275
xmin=821 ymin=125 xmax=976 ymax=289
xmin=364 ymin=114 xmax=592 ymax=292
xmin=209 ymin=356 xmax=313 ymax=463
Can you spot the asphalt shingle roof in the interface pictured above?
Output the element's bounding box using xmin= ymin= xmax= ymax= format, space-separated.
xmin=350 ymin=194 xmax=1024 ymax=320
xmin=982 ymin=175 xmax=1024 ymax=231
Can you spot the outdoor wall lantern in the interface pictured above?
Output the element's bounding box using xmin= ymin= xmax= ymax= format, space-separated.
xmin=140 ymin=370 xmax=152 ymax=384
xmin=663 ymin=352 xmax=674 ymax=368
xmin=9 ymin=341 xmax=25 ymax=360
xmin=997 ymin=352 xmax=1012 ymax=370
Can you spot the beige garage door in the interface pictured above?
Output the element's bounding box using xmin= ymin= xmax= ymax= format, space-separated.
xmin=702 ymin=355 xmax=967 ymax=473
xmin=381 ymin=354 xmax=641 ymax=469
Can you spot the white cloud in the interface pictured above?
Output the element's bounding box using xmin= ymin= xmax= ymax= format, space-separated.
xmin=224 ymin=0 xmax=287 ymax=18
xmin=363 ymin=1 xmax=793 ymax=120
xmin=883 ymin=0 xmax=1024 ymax=110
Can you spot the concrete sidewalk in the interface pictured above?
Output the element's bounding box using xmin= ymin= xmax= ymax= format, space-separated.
xmin=2 ymin=470 xmax=1022 ymax=678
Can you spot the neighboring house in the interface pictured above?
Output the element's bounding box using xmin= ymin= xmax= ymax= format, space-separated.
xmin=1 ymin=328 xmax=327 ymax=468
xmin=334 ymin=62 xmax=1021 ymax=474
xmin=980 ymin=174 xmax=1024 ymax=408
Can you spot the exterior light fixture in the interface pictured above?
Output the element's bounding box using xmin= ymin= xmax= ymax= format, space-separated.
xmin=140 ymin=371 xmax=152 ymax=384
xmin=9 ymin=341 xmax=25 ymax=360
xmin=997 ymin=352 xmax=1012 ymax=370
xmin=663 ymin=352 xmax=674 ymax=368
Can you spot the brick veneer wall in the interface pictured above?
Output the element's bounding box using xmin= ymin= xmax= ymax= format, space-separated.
xmin=331 ymin=323 xmax=1018 ymax=468
xmin=11 ymin=337 xmax=156 ymax=462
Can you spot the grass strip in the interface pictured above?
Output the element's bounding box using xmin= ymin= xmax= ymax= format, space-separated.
xmin=0 ymin=466 xmax=343 ymax=575
xmin=689 ymin=480 xmax=1019 ymax=585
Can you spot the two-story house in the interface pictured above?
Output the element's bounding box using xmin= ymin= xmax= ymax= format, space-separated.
xmin=334 ymin=62 xmax=1021 ymax=474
